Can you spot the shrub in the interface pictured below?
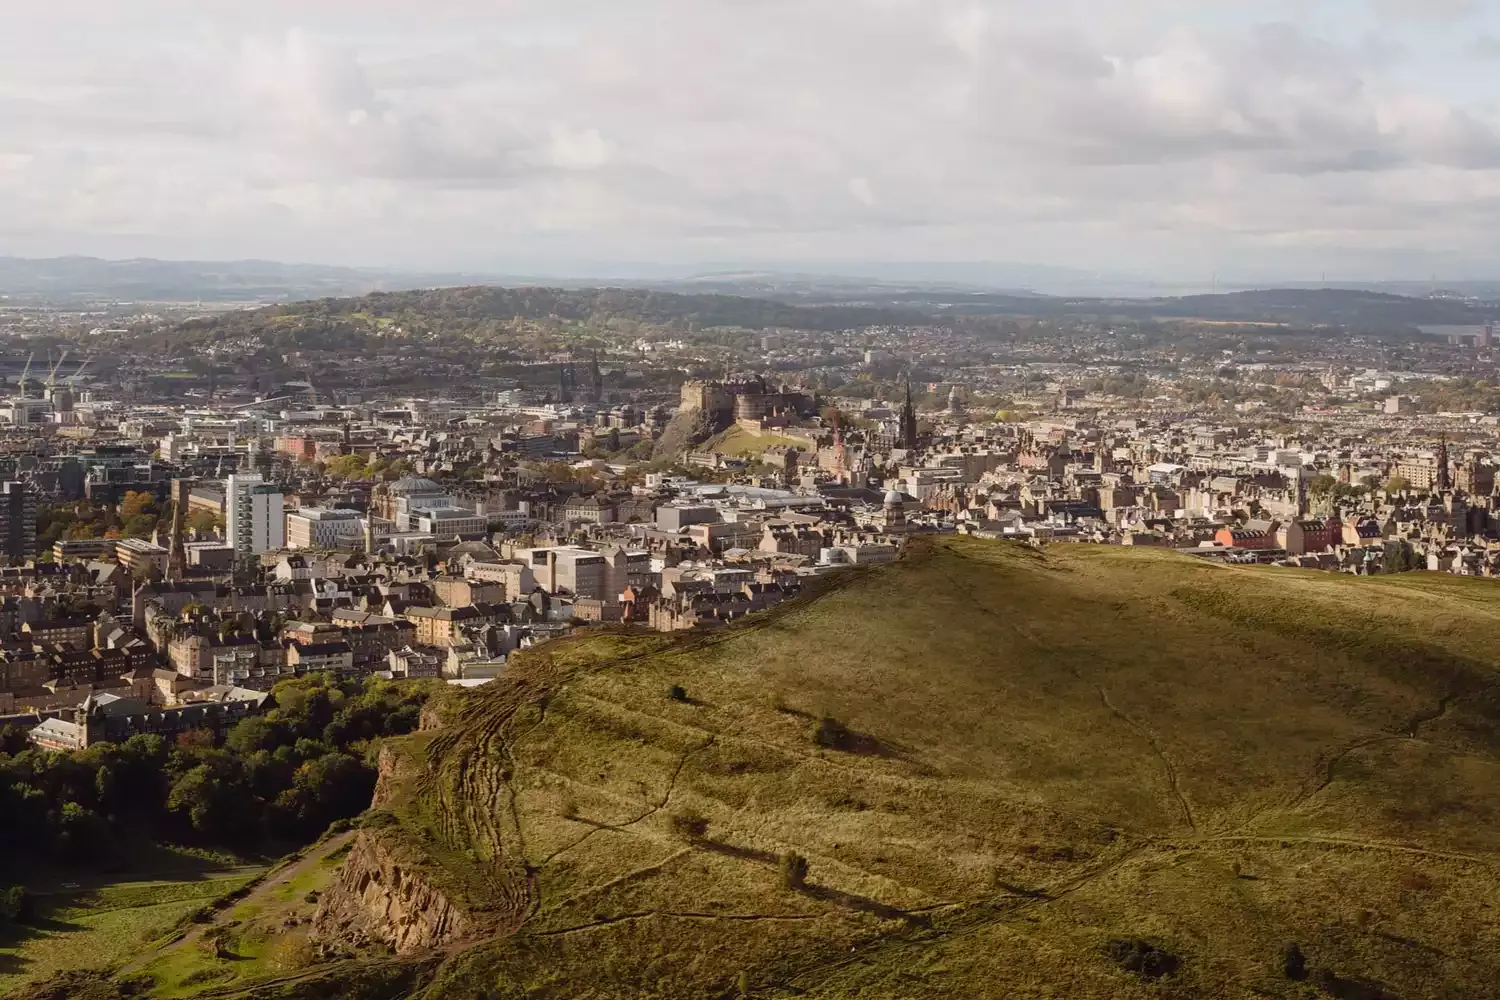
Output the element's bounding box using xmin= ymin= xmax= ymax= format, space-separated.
xmin=0 ymin=885 xmax=30 ymax=924
xmin=811 ymin=716 xmax=852 ymax=749
xmin=359 ymin=810 xmax=400 ymax=830
xmin=1104 ymin=939 xmax=1179 ymax=979
xmin=669 ymin=808 xmax=709 ymax=841
xmin=269 ymin=932 xmax=316 ymax=972
xmin=668 ymin=684 xmax=689 ymax=703
xmin=1283 ymin=942 xmax=1307 ymax=981
xmin=779 ymin=851 xmax=809 ymax=890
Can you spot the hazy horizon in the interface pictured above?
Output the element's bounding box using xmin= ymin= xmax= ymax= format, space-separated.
xmin=7 ymin=1 xmax=1500 ymax=282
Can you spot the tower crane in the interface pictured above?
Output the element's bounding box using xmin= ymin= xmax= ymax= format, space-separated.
xmin=17 ymin=352 xmax=33 ymax=399
xmin=45 ymin=350 xmax=68 ymax=395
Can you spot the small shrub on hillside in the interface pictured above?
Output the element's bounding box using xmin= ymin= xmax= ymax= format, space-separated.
xmin=811 ymin=716 xmax=852 ymax=750
xmin=779 ymin=851 xmax=809 ymax=890
xmin=359 ymin=810 xmax=400 ymax=830
xmin=269 ymin=932 xmax=316 ymax=972
xmin=1104 ymin=939 xmax=1179 ymax=979
xmin=669 ymin=808 xmax=709 ymax=841
xmin=1283 ymin=942 xmax=1307 ymax=981
xmin=668 ymin=684 xmax=689 ymax=703
xmin=0 ymin=885 xmax=31 ymax=924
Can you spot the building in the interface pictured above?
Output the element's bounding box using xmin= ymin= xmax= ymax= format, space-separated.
xmin=286 ymin=507 xmax=366 ymax=549
xmin=402 ymin=604 xmax=506 ymax=646
xmin=386 ymin=646 xmax=441 ymax=679
xmin=28 ymin=688 xmax=271 ymax=751
xmin=412 ymin=505 xmax=488 ymax=540
xmin=517 ymin=546 xmax=608 ymax=599
xmin=54 ymin=538 xmax=118 ymax=564
xmin=0 ymin=482 xmax=37 ymax=564
xmin=115 ymin=537 xmax=169 ymax=577
xmin=225 ymin=474 xmax=285 ymax=556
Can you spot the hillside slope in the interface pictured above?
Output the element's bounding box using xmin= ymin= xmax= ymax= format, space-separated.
xmin=162 ymin=539 xmax=1500 ymax=998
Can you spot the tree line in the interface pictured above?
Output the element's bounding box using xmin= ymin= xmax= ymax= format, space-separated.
xmin=0 ymin=674 xmax=439 ymax=867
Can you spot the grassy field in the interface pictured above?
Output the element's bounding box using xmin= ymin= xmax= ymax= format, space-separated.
xmin=702 ymin=425 xmax=810 ymax=457
xmin=0 ymin=871 xmax=257 ymax=994
xmin=127 ymin=835 xmax=354 ymax=998
xmin=54 ymin=537 xmax=1500 ymax=999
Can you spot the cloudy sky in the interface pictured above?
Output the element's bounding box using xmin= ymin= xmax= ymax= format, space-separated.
xmin=4 ymin=0 xmax=1500 ymax=281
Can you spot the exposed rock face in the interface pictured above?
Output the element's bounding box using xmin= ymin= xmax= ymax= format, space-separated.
xmin=313 ymin=832 xmax=470 ymax=956
xmin=652 ymin=404 xmax=722 ymax=461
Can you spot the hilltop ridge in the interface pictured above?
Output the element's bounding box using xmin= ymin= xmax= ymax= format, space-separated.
xmin=136 ymin=536 xmax=1500 ymax=1000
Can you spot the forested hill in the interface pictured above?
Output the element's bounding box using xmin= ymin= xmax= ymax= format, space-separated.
xmin=134 ymin=286 xmax=931 ymax=352
xmin=107 ymin=282 xmax=1494 ymax=353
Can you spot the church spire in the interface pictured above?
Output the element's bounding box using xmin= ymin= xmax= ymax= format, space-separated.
xmin=898 ymin=376 xmax=918 ymax=451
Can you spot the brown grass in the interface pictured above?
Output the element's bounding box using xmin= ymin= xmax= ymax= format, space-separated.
xmin=335 ymin=539 xmax=1500 ymax=999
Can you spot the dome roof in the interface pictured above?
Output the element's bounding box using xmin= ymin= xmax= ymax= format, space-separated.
xmin=389 ymin=476 xmax=443 ymax=494
xmin=883 ymin=489 xmax=905 ymax=505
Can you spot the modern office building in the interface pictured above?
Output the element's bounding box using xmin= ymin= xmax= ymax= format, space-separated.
xmin=225 ymin=474 xmax=285 ymax=555
xmin=285 ymin=507 xmax=365 ymax=549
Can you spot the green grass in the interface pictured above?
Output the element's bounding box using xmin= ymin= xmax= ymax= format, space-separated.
xmin=0 ymin=874 xmax=255 ymax=994
xmin=132 ymin=842 xmax=350 ymax=999
xmin=701 ymin=424 xmax=810 ymax=457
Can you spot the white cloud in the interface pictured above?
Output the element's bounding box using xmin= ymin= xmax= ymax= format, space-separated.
xmin=0 ymin=0 xmax=1499 ymax=278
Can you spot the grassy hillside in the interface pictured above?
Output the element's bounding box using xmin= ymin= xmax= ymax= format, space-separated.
xmin=56 ymin=537 xmax=1500 ymax=999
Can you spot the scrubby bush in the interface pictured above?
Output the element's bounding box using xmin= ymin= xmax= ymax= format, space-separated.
xmin=668 ymin=684 xmax=689 ymax=703
xmin=0 ymin=885 xmax=31 ymax=924
xmin=1283 ymin=942 xmax=1307 ymax=981
xmin=1104 ymin=939 xmax=1179 ymax=979
xmin=779 ymin=851 xmax=809 ymax=890
xmin=669 ymin=808 xmax=709 ymax=841
xmin=811 ymin=716 xmax=852 ymax=750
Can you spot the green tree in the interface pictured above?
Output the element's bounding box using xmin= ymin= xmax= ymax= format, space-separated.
xmin=186 ymin=509 xmax=223 ymax=536
xmin=325 ymin=454 xmax=370 ymax=480
xmin=119 ymin=490 xmax=160 ymax=538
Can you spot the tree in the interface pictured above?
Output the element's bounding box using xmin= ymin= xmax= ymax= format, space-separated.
xmin=186 ymin=509 xmax=223 ymax=537
xmin=56 ymin=801 xmax=112 ymax=862
xmin=325 ymin=454 xmax=370 ymax=481
xmin=1384 ymin=475 xmax=1410 ymax=495
xmin=0 ymin=724 xmax=29 ymax=757
xmin=119 ymin=490 xmax=160 ymax=539
xmin=168 ymin=758 xmax=256 ymax=842
xmin=224 ymin=716 xmax=290 ymax=756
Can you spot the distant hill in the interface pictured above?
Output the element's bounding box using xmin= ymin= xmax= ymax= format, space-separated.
xmin=91 ymin=537 xmax=1496 ymax=1000
xmin=1139 ymin=287 xmax=1493 ymax=328
xmin=0 ymin=256 xmax=489 ymax=304
xmin=108 ymin=282 xmax=1496 ymax=355
xmin=120 ymin=285 xmax=932 ymax=352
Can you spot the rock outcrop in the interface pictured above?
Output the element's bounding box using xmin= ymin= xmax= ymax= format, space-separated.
xmin=313 ymin=832 xmax=470 ymax=956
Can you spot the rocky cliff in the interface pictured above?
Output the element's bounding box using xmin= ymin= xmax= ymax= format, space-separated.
xmin=312 ymin=831 xmax=471 ymax=957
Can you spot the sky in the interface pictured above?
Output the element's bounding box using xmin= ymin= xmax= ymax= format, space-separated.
xmin=5 ymin=0 xmax=1500 ymax=282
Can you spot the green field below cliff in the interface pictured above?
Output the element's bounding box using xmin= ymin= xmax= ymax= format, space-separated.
xmin=40 ymin=536 xmax=1500 ymax=1000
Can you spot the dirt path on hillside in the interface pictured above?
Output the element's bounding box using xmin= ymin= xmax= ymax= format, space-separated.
xmin=117 ymin=831 xmax=356 ymax=978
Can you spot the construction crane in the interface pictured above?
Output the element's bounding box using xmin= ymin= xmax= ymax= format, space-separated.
xmin=17 ymin=352 xmax=33 ymax=399
xmin=44 ymin=350 xmax=68 ymax=395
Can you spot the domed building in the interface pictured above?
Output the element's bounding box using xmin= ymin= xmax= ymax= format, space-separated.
xmin=879 ymin=487 xmax=913 ymax=531
xmin=374 ymin=476 xmax=448 ymax=522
